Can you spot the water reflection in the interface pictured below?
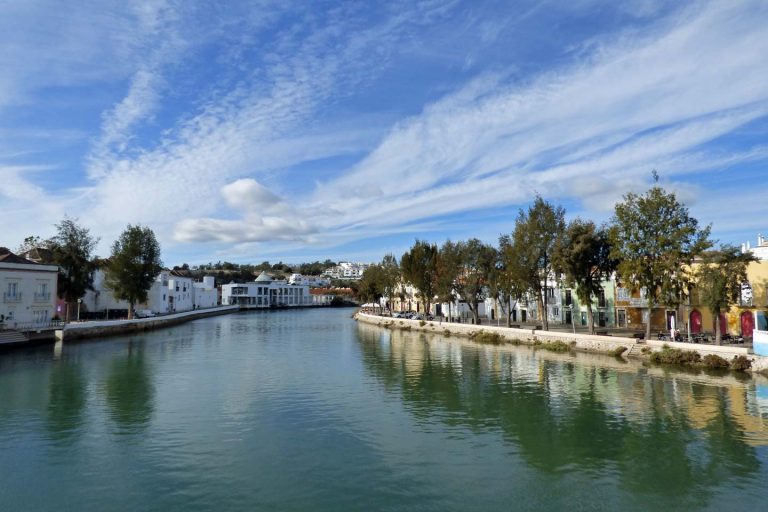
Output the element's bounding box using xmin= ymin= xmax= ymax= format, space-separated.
xmin=104 ymin=342 xmax=155 ymax=434
xmin=46 ymin=361 xmax=87 ymax=442
xmin=357 ymin=323 xmax=768 ymax=501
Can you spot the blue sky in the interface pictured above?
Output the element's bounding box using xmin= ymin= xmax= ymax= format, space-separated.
xmin=2 ymin=0 xmax=767 ymax=266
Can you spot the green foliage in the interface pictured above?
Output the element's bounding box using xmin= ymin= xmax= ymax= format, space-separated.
xmin=105 ymin=225 xmax=163 ymax=317
xmin=730 ymin=355 xmax=752 ymax=372
xmin=443 ymin=329 xmax=452 ymax=337
xmin=419 ymin=320 xmax=426 ymax=327
xmin=506 ymin=195 xmax=566 ymax=330
xmin=435 ymin=240 xmax=461 ymax=316
xmin=401 ymin=241 xmax=438 ymax=314
xmin=452 ymin=238 xmax=497 ymax=324
xmin=16 ymin=235 xmax=45 ymax=254
xmin=695 ymin=245 xmax=756 ymax=345
xmin=49 ymin=217 xmax=99 ymax=312
xmin=553 ymin=220 xmax=616 ymax=334
xmin=357 ymin=265 xmax=387 ymax=305
xmin=609 ymin=183 xmax=711 ymax=338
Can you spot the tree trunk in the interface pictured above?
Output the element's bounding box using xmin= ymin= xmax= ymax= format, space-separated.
xmin=65 ymin=302 xmax=71 ymax=323
xmin=537 ymin=291 xmax=546 ymax=330
xmin=470 ymin=300 xmax=480 ymax=324
xmin=128 ymin=302 xmax=134 ymax=320
xmin=645 ymin=305 xmax=652 ymax=341
xmin=587 ymin=302 xmax=595 ymax=335
xmin=448 ymin=302 xmax=452 ymax=323
xmin=542 ymin=286 xmax=549 ymax=331
xmin=715 ymin=312 xmax=721 ymax=346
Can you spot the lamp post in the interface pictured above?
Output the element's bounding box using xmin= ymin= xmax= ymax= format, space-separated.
xmin=77 ymin=298 xmax=82 ymax=322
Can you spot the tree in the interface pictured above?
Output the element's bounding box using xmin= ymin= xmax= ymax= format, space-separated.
xmin=496 ymin=235 xmax=531 ymax=327
xmin=105 ymin=225 xmax=163 ymax=319
xmin=695 ymin=245 xmax=756 ymax=345
xmin=453 ymin=239 xmax=496 ymax=324
xmin=49 ymin=217 xmax=99 ymax=322
xmin=380 ymin=254 xmax=400 ymax=313
xmin=436 ymin=241 xmax=461 ymax=321
xmin=609 ymin=183 xmax=711 ymax=340
xmin=357 ymin=265 xmax=386 ymax=307
xmin=16 ymin=235 xmax=46 ymax=254
xmin=553 ymin=220 xmax=617 ymax=334
xmin=401 ymin=241 xmax=439 ymax=316
xmin=509 ymin=196 xmax=566 ymax=330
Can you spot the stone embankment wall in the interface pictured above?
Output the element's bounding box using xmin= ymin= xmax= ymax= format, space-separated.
xmin=58 ymin=306 xmax=239 ymax=341
xmin=355 ymin=313 xmax=768 ymax=373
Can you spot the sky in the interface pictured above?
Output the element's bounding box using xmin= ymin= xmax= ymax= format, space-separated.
xmin=1 ymin=0 xmax=767 ymax=266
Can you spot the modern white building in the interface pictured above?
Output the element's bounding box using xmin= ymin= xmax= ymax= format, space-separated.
xmin=222 ymin=271 xmax=313 ymax=308
xmin=743 ymin=234 xmax=768 ymax=261
xmin=0 ymin=248 xmax=58 ymax=328
xmin=82 ymin=268 xmax=131 ymax=316
xmin=288 ymin=273 xmax=331 ymax=287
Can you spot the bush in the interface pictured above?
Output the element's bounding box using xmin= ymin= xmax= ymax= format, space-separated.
xmin=419 ymin=320 xmax=426 ymax=327
xmin=443 ymin=329 xmax=451 ymax=337
xmin=731 ymin=355 xmax=752 ymax=371
xmin=641 ymin=347 xmax=651 ymax=354
xmin=649 ymin=347 xmax=701 ymax=366
xmin=538 ymin=340 xmax=571 ymax=352
xmin=702 ymin=354 xmax=730 ymax=369
xmin=612 ymin=346 xmax=628 ymax=357
xmin=473 ymin=332 xmax=505 ymax=345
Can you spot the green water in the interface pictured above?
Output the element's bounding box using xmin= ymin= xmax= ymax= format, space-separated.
xmin=2 ymin=308 xmax=768 ymax=511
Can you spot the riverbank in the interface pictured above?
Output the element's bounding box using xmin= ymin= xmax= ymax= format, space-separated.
xmin=354 ymin=312 xmax=768 ymax=375
xmin=57 ymin=305 xmax=239 ymax=341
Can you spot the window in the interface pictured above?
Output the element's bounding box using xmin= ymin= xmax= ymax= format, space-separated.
xmin=617 ymin=287 xmax=630 ymax=301
xmin=581 ymin=312 xmax=587 ymax=326
xmin=565 ymin=289 xmax=572 ymax=306
xmin=552 ymin=307 xmax=559 ymax=317
xmin=598 ymin=289 xmax=607 ymax=308
xmin=546 ymin=288 xmax=555 ymax=298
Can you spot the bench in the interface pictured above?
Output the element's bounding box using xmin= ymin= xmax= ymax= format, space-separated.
xmin=509 ymin=324 xmax=521 ymax=329
xmin=595 ymin=330 xmax=609 ymax=336
xmin=632 ymin=332 xmax=645 ymax=340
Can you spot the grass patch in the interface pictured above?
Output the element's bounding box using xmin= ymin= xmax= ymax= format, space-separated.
xmin=649 ymin=347 xmax=701 ymax=366
xmin=641 ymin=347 xmax=651 ymax=354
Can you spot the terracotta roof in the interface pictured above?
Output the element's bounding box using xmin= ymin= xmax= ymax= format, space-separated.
xmin=0 ymin=247 xmax=39 ymax=265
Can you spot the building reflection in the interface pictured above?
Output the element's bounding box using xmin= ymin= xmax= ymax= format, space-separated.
xmin=46 ymin=361 xmax=87 ymax=442
xmin=357 ymin=323 xmax=768 ymax=500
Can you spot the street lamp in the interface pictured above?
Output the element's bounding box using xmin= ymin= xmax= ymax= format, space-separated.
xmin=77 ymin=298 xmax=82 ymax=322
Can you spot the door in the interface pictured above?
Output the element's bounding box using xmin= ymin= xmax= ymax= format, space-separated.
xmin=714 ymin=313 xmax=727 ymax=335
xmin=521 ymin=310 xmax=527 ymax=322
xmin=565 ymin=310 xmax=572 ymax=325
xmin=666 ymin=311 xmax=677 ymax=331
xmin=741 ymin=311 xmax=755 ymax=338
xmin=690 ymin=310 xmax=702 ymax=334
xmin=617 ymin=309 xmax=626 ymax=328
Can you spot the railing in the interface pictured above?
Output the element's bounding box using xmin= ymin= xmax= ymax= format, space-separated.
xmin=3 ymin=292 xmax=22 ymax=303
xmin=3 ymin=320 xmax=64 ymax=331
xmin=33 ymin=292 xmax=51 ymax=302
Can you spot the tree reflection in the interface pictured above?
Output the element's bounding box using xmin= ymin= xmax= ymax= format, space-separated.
xmin=356 ymin=324 xmax=762 ymax=503
xmin=46 ymin=362 xmax=87 ymax=442
xmin=105 ymin=343 xmax=154 ymax=433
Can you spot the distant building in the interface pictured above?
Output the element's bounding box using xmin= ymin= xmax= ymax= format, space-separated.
xmin=322 ymin=262 xmax=371 ymax=280
xmin=742 ymin=234 xmax=768 ymax=261
xmin=221 ymin=271 xmax=313 ymax=308
xmin=288 ymin=273 xmax=331 ymax=287
xmin=0 ymin=248 xmax=58 ymax=328
xmin=193 ymin=276 xmax=219 ymax=309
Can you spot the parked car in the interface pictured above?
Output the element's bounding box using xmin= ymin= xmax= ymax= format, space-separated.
xmin=135 ymin=309 xmax=155 ymax=318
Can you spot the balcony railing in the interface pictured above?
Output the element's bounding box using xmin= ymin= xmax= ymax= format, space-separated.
xmin=3 ymin=292 xmax=22 ymax=303
xmin=33 ymin=292 xmax=51 ymax=302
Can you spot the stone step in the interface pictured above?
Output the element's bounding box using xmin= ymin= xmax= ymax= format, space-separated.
xmin=0 ymin=330 xmax=28 ymax=345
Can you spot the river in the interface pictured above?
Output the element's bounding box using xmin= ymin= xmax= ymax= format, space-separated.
xmin=2 ymin=308 xmax=768 ymax=511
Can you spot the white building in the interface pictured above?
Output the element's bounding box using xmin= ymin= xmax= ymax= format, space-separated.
xmin=288 ymin=273 xmax=330 ymax=287
xmin=221 ymin=271 xmax=313 ymax=308
xmin=82 ymin=268 xmax=131 ymax=316
xmin=743 ymin=234 xmax=768 ymax=261
xmin=0 ymin=249 xmax=58 ymax=328
xmin=322 ymin=262 xmax=371 ymax=280
xmin=193 ymin=276 xmax=218 ymax=309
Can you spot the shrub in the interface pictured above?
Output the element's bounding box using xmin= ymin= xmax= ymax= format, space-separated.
xmin=419 ymin=320 xmax=426 ymax=327
xmin=649 ymin=347 xmax=701 ymax=366
xmin=473 ymin=332 xmax=505 ymax=345
xmin=443 ymin=329 xmax=451 ymax=337
xmin=612 ymin=346 xmax=628 ymax=357
xmin=702 ymin=354 xmax=729 ymax=369
xmin=641 ymin=347 xmax=651 ymax=354
xmin=538 ymin=340 xmax=571 ymax=352
xmin=731 ymin=355 xmax=752 ymax=371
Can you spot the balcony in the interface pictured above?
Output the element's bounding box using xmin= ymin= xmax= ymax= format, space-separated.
xmin=3 ymin=292 xmax=22 ymax=303
xmin=33 ymin=292 xmax=51 ymax=302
